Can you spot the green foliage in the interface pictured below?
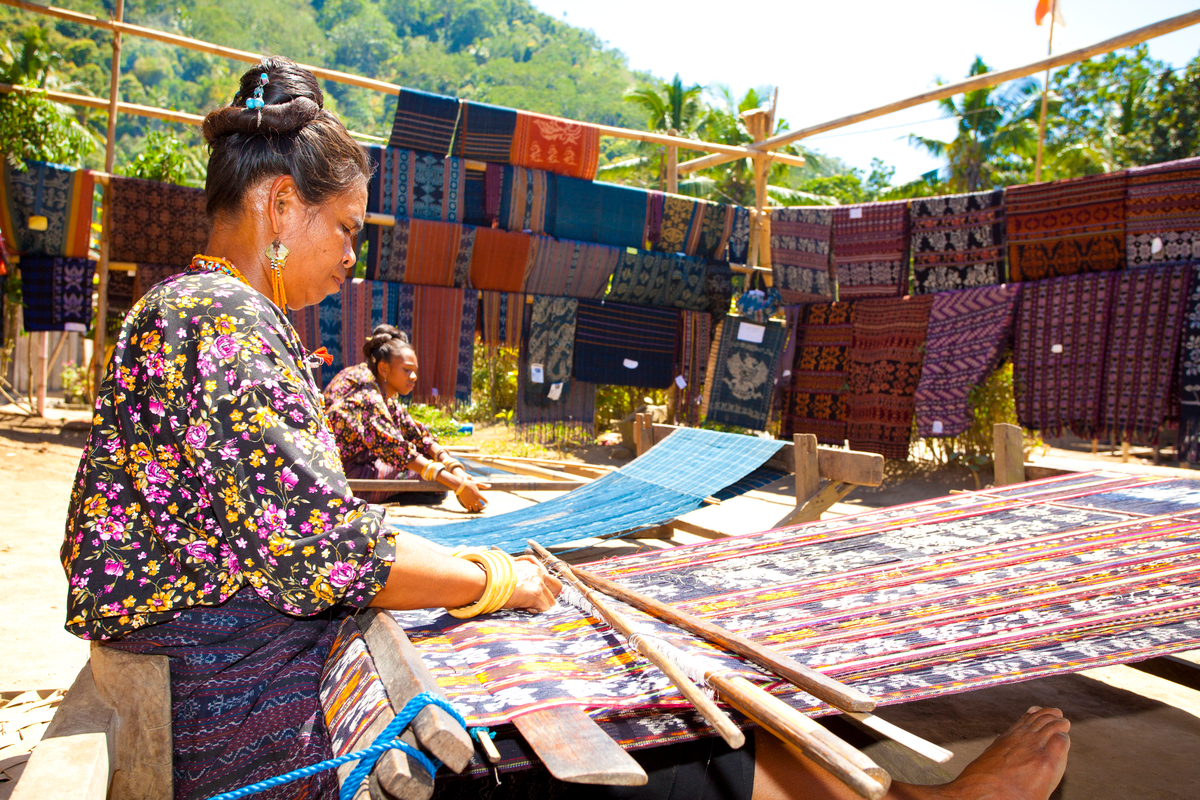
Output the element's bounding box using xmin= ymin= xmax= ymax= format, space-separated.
xmin=467 ymin=344 xmax=518 ymax=422
xmin=594 ymin=386 xmax=668 ymax=432
xmin=405 ymin=401 xmax=464 ymax=441
xmin=60 ymin=360 xmax=90 ymax=403
xmin=117 ymin=130 xmax=205 ymax=186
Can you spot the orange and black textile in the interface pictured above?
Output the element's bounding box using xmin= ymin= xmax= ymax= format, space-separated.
xmin=845 ymin=295 xmax=933 ymax=460
xmin=909 ymin=189 xmax=1005 ymax=293
xmin=1007 ymin=171 xmax=1127 ymax=282
xmin=1125 ymin=157 xmax=1200 ymax=268
xmin=780 ymin=302 xmax=856 ymax=446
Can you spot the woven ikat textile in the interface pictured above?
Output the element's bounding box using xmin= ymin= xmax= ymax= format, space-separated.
xmin=702 ymin=316 xmax=788 ymax=431
xmin=1125 ymin=156 xmax=1200 ymax=268
xmin=1180 ymin=265 xmax=1200 ymax=464
xmin=1007 ymin=171 xmax=1127 ymax=281
xmin=0 ymin=160 xmax=94 ymax=259
xmin=832 ymin=200 xmax=910 ymax=299
xmin=909 ymin=189 xmax=1005 ymax=294
xmin=780 ymin=303 xmax=856 ymax=445
xmin=573 ymin=300 xmax=678 ymax=388
xmin=769 ymin=207 xmax=834 ymax=303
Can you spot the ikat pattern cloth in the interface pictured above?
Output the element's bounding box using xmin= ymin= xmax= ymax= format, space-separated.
xmin=0 ymin=160 xmax=95 ymax=258
xmin=780 ymin=302 xmax=856 ymax=445
xmin=1180 ymin=265 xmax=1200 ymax=464
xmin=831 ymin=201 xmax=910 ymax=299
xmin=701 ymin=316 xmax=787 ymax=431
xmin=909 ymin=189 xmax=1006 ymax=293
xmin=769 ymin=207 xmax=834 ymax=303
xmin=19 ymin=256 xmax=95 ymax=333
xmin=1125 ymin=157 xmax=1200 ymax=268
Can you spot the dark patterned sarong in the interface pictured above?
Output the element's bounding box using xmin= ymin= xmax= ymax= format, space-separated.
xmin=551 ymin=178 xmax=648 ymax=251
xmin=109 ymin=177 xmax=209 ymax=266
xmin=0 ymin=159 xmax=95 ymax=258
xmin=19 ymin=256 xmax=95 ymax=332
xmin=702 ymin=315 xmax=787 ymax=431
xmin=389 ymin=88 xmax=460 ymax=154
xmin=605 ymin=249 xmax=709 ymax=311
xmin=909 ymin=189 xmax=1005 ymax=293
xmin=455 ymin=101 xmax=518 ymax=162
xmin=1125 ymin=157 xmax=1200 ymax=268
xmin=769 ymin=207 xmax=834 ymax=303
xmin=1179 ymin=265 xmax=1200 ymax=463
xmin=781 ymin=302 xmax=856 ymax=445
xmin=524 ymin=296 xmax=577 ymax=405
xmin=574 ymin=300 xmax=678 ymax=388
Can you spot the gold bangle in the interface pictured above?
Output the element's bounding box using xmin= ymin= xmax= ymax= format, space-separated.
xmin=421 ymin=461 xmax=445 ymax=482
xmin=447 ymin=549 xmax=518 ymax=619
xmin=454 ymin=478 xmax=472 ymax=497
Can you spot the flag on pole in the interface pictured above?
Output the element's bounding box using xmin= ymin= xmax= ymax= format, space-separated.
xmin=1036 ymin=0 xmax=1066 ymax=27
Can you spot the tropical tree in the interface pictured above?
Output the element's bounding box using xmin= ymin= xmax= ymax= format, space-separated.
xmin=625 ymin=73 xmax=705 ymax=136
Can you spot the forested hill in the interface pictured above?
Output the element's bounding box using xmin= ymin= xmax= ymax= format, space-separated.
xmin=0 ymin=0 xmax=645 ymax=159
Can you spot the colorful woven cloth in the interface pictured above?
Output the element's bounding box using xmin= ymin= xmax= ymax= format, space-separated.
xmin=109 ymin=177 xmax=209 ymax=266
xmin=1179 ymin=266 xmax=1200 ymax=464
xmin=574 ymin=299 xmax=678 ymax=388
xmin=132 ymin=263 xmax=186 ymax=302
xmin=727 ymin=206 xmax=751 ymax=263
xmin=19 ymin=256 xmax=95 ymax=332
xmin=845 ymin=295 xmax=933 ymax=459
xmin=498 ymin=166 xmax=556 ymax=233
xmin=1101 ymin=264 xmax=1190 ymax=444
xmin=705 ymin=260 xmax=735 ymax=315
xmin=389 ymin=88 xmax=460 ymax=154
xmin=398 ymin=284 xmax=477 ymax=405
xmin=676 ymin=310 xmax=712 ymax=426
xmin=909 ymin=189 xmax=1006 ymax=293
xmin=510 ymin=111 xmax=601 ymax=180
xmin=515 ymin=304 xmax=596 ymax=440
xmin=369 ymin=146 xmax=465 ymax=223
xmin=478 ymin=290 xmax=525 ymax=347
xmin=552 ymin=178 xmax=649 ymax=251
xmin=1007 ymin=171 xmax=1128 ymax=281
xmin=831 ymin=200 xmax=910 ymax=299
xmin=375 ymin=218 xmax=475 ymax=287
xmin=1013 ymin=271 xmax=1117 ymax=438
xmin=455 ymin=100 xmax=518 ymax=162
xmin=769 ymin=207 xmax=834 ymax=303
xmin=702 ymin=316 xmax=788 ymax=431
xmin=522 ymin=235 xmax=620 ymax=299
xmin=1125 ymin=157 xmax=1200 ymax=268
xmin=781 ymin=302 xmax=856 ymax=445
xmin=0 ymin=160 xmax=94 ymax=258
xmin=606 ymin=249 xmax=709 ymax=311
xmin=914 ymin=285 xmax=1021 ymax=438
xmin=468 ymin=226 xmax=533 ymax=292
xmin=320 ymin=618 xmax=392 ymax=762
xmin=654 ymin=194 xmax=702 ymax=254
xmin=524 ymin=296 xmax=578 ymax=405
xmin=463 ymin=167 xmax=488 ymax=226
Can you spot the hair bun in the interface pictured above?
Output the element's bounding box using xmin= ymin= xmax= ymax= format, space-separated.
xmin=202 ymin=57 xmax=326 ymax=144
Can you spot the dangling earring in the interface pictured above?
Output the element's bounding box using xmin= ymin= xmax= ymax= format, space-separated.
xmin=265 ymin=239 xmax=289 ymax=309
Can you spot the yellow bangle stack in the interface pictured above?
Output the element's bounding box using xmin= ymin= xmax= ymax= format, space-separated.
xmin=421 ymin=461 xmax=445 ymax=482
xmin=447 ymin=549 xmax=518 ymax=619
xmin=454 ymin=479 xmax=472 ymax=497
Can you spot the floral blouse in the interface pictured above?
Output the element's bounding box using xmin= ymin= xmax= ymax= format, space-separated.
xmin=61 ymin=268 xmax=397 ymax=640
xmin=323 ymin=363 xmax=439 ymax=471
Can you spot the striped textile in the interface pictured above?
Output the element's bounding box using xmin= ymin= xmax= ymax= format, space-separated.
xmin=605 ymin=249 xmax=709 ymax=311
xmin=676 ymin=310 xmax=712 ymax=426
xmin=19 ymin=256 xmax=95 ymax=333
xmin=914 ymin=285 xmax=1021 ymax=438
xmin=455 ymin=100 xmax=518 ymax=162
xmin=1125 ymin=157 xmax=1200 ymax=268
xmin=514 ymin=304 xmax=596 ymax=440
xmin=498 ymin=166 xmax=556 ymax=233
xmin=769 ymin=207 xmax=834 ymax=303
xmin=1013 ymin=271 xmax=1117 ymax=439
xmin=388 ymin=88 xmax=460 ymax=154
xmin=524 ymin=296 xmax=577 ymax=405
xmin=367 ymin=146 xmax=465 ymax=223
xmin=1101 ymin=264 xmax=1190 ymax=444
xmin=109 ymin=176 xmax=209 ymax=266
xmin=376 ymin=218 xmax=475 ymax=287
xmin=781 ymin=302 xmax=856 ymax=445
xmin=574 ymin=299 xmax=679 ymax=388
xmin=462 ymin=167 xmax=488 ymax=226
xmin=478 ymin=290 xmax=525 ymax=348
xmin=0 ymin=160 xmax=94 ymax=258
xmin=522 ymin=235 xmax=620 ymax=299
xmin=510 ymin=111 xmax=601 ymax=180
xmin=319 ymin=618 xmax=392 ymax=761
xmin=909 ymin=189 xmax=1006 ymax=294
xmin=702 ymin=316 xmax=788 ymax=431
xmin=398 ymin=284 xmax=476 ymax=405
xmin=1007 ymin=171 xmax=1128 ymax=282
xmin=552 ymin=178 xmax=649 ymax=251
xmin=1179 ymin=265 xmax=1200 ymax=464
xmin=468 ymin=226 xmax=533 ymax=292
xmin=846 ymin=295 xmax=933 ymax=459
xmin=831 ymin=200 xmax=910 ymax=299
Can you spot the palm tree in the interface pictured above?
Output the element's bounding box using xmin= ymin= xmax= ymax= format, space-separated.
xmin=624 ymin=74 xmax=705 ymax=136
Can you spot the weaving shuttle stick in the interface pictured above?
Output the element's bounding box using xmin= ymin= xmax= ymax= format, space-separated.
xmin=528 ymin=541 xmax=746 ymax=749
xmin=844 ymin=712 xmax=953 ymax=764
xmin=564 ymin=562 xmax=876 ymax=712
xmin=511 ymin=706 xmax=647 ymax=785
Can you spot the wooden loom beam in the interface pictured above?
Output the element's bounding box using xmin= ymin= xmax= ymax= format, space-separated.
xmin=91 ymin=0 xmax=123 ymax=398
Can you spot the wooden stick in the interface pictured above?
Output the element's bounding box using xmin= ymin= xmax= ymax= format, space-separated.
xmin=844 ymin=712 xmax=953 ymax=764
xmin=565 ymin=561 xmax=875 ymax=712
xmin=529 ymin=540 xmax=746 ymax=749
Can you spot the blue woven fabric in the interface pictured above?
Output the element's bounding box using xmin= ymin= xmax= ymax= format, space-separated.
xmin=551 ymin=178 xmax=648 ymax=250
xmin=403 ymin=428 xmax=784 ymax=551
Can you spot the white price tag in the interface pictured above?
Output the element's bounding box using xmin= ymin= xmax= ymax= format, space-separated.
xmin=932 ymin=420 xmax=943 ymax=434
xmin=1152 ymin=236 xmax=1165 ymax=254
xmin=1051 ymin=344 xmax=1064 ymax=354
xmin=675 ymin=375 xmax=687 ymax=389
xmin=530 ymin=363 xmax=545 ymax=383
xmin=547 ymin=382 xmax=564 ymax=401
xmin=623 ymin=358 xmax=639 ymax=369
xmin=782 ymin=370 xmax=792 ymax=378
xmin=737 ymin=322 xmax=766 ymax=343
xmin=849 ymin=207 xmax=863 ymax=219
xmin=64 ymin=322 xmax=86 ymax=333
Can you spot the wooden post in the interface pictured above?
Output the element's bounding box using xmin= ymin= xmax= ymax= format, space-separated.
xmin=93 ymin=0 xmax=124 ymax=393
xmin=1034 ymin=12 xmax=1056 ymax=183
xmin=665 ymin=145 xmax=678 ymax=194
xmin=794 ymin=433 xmax=819 ymax=506
xmin=632 ymin=413 xmax=643 ymax=457
xmin=1121 ymin=440 xmax=1131 ymax=463
xmin=993 ymin=423 xmax=1025 ymax=487
xmin=35 ymin=331 xmax=47 ymax=416
xmin=637 ymin=412 xmax=654 ymax=457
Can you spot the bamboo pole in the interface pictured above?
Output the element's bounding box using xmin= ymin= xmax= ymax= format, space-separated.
xmin=665 ymin=145 xmax=678 ymax=194
xmin=34 ymin=331 xmax=47 ymax=416
xmin=677 ymin=9 xmax=1200 ymax=175
xmin=1034 ymin=14 xmax=1057 ymax=182
xmin=92 ymin=0 xmax=123 ymax=394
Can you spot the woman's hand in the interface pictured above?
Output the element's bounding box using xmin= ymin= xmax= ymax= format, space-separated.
xmin=454 ymin=478 xmax=490 ymax=513
xmin=503 ymin=555 xmax=562 ymax=612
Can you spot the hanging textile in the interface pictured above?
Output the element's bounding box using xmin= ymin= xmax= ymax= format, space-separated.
xmin=705 ymin=260 xmax=735 ymax=316
xmin=0 ymin=160 xmax=95 ymax=258
xmin=552 ymin=178 xmax=649 ymax=251
xmin=388 ymin=88 xmax=460 ymax=154
xmin=394 ymin=284 xmax=476 ymax=405
xmin=109 ymin=177 xmax=209 ymax=266
xmin=375 ymin=218 xmax=475 ymax=287
xmin=605 ymin=250 xmax=709 ymax=311
xmin=654 ymin=194 xmax=703 ymax=255
xmin=289 ymin=303 xmax=323 ymax=383
xmin=455 ymin=100 xmax=518 ymax=162
xmin=468 ymin=226 xmax=533 ymax=292
xmin=831 ymin=200 xmax=910 ymax=299
xmin=515 ymin=305 xmax=596 ymax=438
xmin=701 ymin=315 xmax=787 ymax=431
xmin=694 ymin=202 xmax=736 ymax=260
xmin=498 ymin=166 xmax=556 ymax=234
xmin=909 ymin=189 xmax=1006 ymax=294
xmin=1013 ymin=271 xmax=1117 ymax=438
xmin=523 ymin=296 xmax=577 ymax=405
xmin=1125 ymin=157 xmax=1200 ymax=268
xmin=522 ymin=235 xmax=619 ymax=299
xmin=727 ymin=206 xmax=751 ymax=263
xmin=510 ymin=111 xmax=601 ymax=181
xmin=19 ymin=256 xmax=95 ymax=333
xmin=132 ymin=263 xmax=186 ymax=303
xmin=676 ymin=310 xmax=712 ymax=426
xmin=369 ymin=146 xmax=465 ymax=223
xmin=845 ymin=295 xmax=933 ymax=459
xmin=914 ymin=284 xmax=1021 ymax=439
xmin=780 ymin=302 xmax=855 ymax=445
xmin=477 ymin=290 xmax=524 ymax=348
xmin=104 ymin=270 xmax=134 ymax=318
xmin=1101 ymin=264 xmax=1190 ymax=444
xmin=573 ymin=300 xmax=678 ymax=388
xmin=1007 ymin=171 xmax=1127 ymax=282
xmin=775 ymin=304 xmax=802 ymax=399
xmin=1179 ymin=266 xmax=1200 ymax=463
xmin=769 ymin=207 xmax=834 ymax=303
xmin=462 ymin=167 xmax=488 ymax=227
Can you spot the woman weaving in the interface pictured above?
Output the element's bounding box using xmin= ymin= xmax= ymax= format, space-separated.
xmin=61 ymin=59 xmax=1070 ymax=800
xmin=324 ymin=325 xmax=491 ymax=510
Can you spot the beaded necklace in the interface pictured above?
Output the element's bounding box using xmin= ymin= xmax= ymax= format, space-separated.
xmin=189 ymin=254 xmax=253 ymax=288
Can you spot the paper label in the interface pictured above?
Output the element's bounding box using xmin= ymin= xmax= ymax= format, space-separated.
xmin=849 ymin=207 xmax=863 ymax=219
xmin=675 ymin=375 xmax=687 ymax=389
xmin=1152 ymin=236 xmax=1165 ymax=254
xmin=430 ymin=387 xmax=439 ymax=397
xmin=932 ymin=420 xmax=944 ymax=434
xmin=782 ymin=370 xmax=792 ymax=378
xmin=623 ymin=358 xmax=639 ymax=369
xmin=1051 ymin=343 xmax=1064 ymax=354
xmin=626 ymin=247 xmax=638 ymax=254
xmin=63 ymin=322 xmax=86 ymax=333
xmin=530 ymin=363 xmax=545 ymax=383
xmin=737 ymin=322 xmax=766 ymax=343
xmin=547 ymin=382 xmax=564 ymax=401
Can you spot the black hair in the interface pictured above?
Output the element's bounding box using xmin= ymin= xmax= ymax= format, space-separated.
xmin=201 ymin=56 xmax=372 ymax=221
xmin=362 ymin=324 xmax=415 ymax=380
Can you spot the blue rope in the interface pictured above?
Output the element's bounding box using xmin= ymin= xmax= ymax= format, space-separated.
xmin=205 ymin=691 xmax=470 ymax=800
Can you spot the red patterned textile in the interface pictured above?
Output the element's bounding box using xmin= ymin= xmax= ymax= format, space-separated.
xmin=1125 ymin=157 xmax=1200 ymax=268
xmin=831 ymin=200 xmax=910 ymax=299
xmin=781 ymin=302 xmax=856 ymax=446
xmin=1007 ymin=171 xmax=1127 ymax=281
xmin=510 ymin=111 xmax=601 ymax=181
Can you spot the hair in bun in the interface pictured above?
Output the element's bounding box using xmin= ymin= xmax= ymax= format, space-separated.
xmin=201 ymin=56 xmax=372 ymax=220
xmin=363 ymin=324 xmax=415 ymax=379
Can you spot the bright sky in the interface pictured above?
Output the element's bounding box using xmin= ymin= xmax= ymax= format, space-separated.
xmin=528 ymin=0 xmax=1200 ymax=183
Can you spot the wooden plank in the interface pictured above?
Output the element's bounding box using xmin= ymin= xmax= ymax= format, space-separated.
xmin=1127 ymin=655 xmax=1200 ymax=692
xmin=794 ymin=434 xmax=820 ymax=504
xmin=777 ymin=482 xmax=857 ymax=527
xmin=470 ymin=458 xmax=586 ymax=483
xmin=511 ymin=707 xmax=646 ymax=785
xmin=357 ymin=610 xmax=474 ymax=774
xmin=466 ymin=455 xmax=614 ymax=478
xmin=348 ymin=478 xmax=588 ymax=493
xmin=993 ymin=423 xmax=1026 ymax=486
xmin=89 ymin=644 xmax=172 ymax=800
xmin=817 ymin=449 xmax=883 ymax=488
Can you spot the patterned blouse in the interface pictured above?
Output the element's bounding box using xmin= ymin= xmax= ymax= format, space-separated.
xmin=323 ymin=363 xmax=439 ymax=471
xmin=62 ymin=268 xmax=397 ymax=641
